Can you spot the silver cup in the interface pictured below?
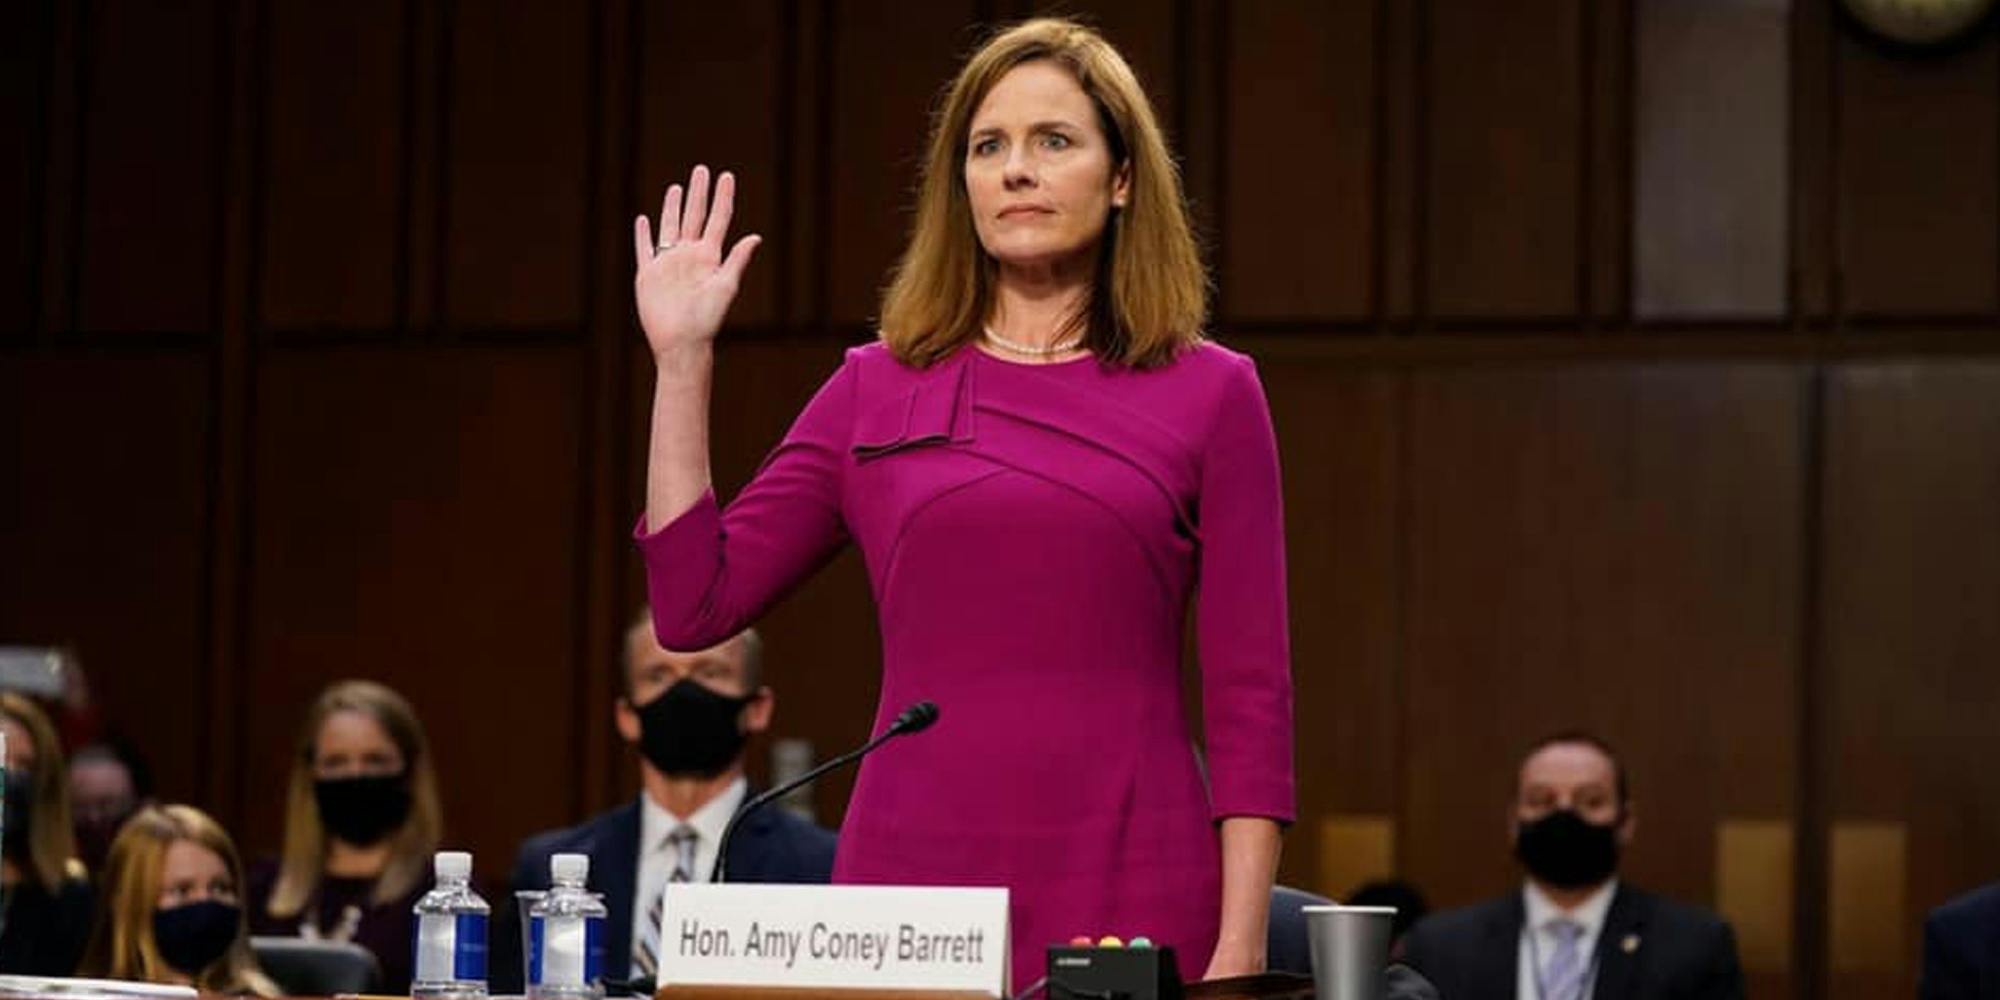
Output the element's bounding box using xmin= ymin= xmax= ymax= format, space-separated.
xmin=1304 ymin=904 xmax=1396 ymax=1000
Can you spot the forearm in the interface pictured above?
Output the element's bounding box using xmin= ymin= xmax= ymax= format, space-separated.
xmin=1212 ymin=816 xmax=1283 ymax=970
xmin=645 ymin=343 xmax=716 ymax=532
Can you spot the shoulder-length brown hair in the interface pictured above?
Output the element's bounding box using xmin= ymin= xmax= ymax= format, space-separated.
xmin=880 ymin=17 xmax=1206 ymax=369
xmin=0 ymin=692 xmax=83 ymax=892
xmin=266 ymin=680 xmax=443 ymax=917
xmin=79 ymin=804 xmax=281 ymax=996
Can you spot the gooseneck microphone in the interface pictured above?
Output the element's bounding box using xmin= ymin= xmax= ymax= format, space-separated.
xmin=710 ymin=699 xmax=940 ymax=883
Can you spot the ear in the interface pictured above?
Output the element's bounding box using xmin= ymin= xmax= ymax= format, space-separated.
xmin=1617 ymin=800 xmax=1638 ymax=845
xmin=1111 ymin=160 xmax=1131 ymax=209
xmin=743 ymin=687 xmax=775 ymax=734
xmin=614 ymin=697 xmax=641 ymax=745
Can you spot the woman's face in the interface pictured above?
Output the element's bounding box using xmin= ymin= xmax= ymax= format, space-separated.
xmin=1 ymin=718 xmax=36 ymax=773
xmin=312 ymin=710 xmax=405 ymax=780
xmin=158 ymin=839 xmax=237 ymax=908
xmin=964 ymin=60 xmax=1129 ymax=274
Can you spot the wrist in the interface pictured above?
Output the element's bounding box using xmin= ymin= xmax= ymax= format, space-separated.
xmin=653 ymin=340 xmax=714 ymax=376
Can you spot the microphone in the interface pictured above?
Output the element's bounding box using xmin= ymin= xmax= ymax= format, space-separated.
xmin=710 ymin=699 xmax=940 ymax=883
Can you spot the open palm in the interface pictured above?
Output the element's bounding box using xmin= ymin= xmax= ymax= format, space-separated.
xmin=633 ymin=164 xmax=761 ymax=353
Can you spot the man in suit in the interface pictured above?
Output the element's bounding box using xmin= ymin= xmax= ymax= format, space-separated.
xmin=495 ymin=616 xmax=837 ymax=991
xmin=1922 ymin=881 xmax=2000 ymax=999
xmin=1401 ymin=732 xmax=1743 ymax=1000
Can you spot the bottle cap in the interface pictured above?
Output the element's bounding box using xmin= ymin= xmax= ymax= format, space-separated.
xmin=1097 ymin=936 xmax=1123 ymax=948
xmin=1068 ymin=936 xmax=1094 ymax=947
xmin=1128 ymin=936 xmax=1153 ymax=948
xmin=434 ymin=851 xmax=472 ymax=879
xmin=551 ymin=852 xmax=590 ymax=882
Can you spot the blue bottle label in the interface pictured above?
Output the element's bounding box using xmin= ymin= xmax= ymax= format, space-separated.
xmin=455 ymin=913 xmax=489 ymax=980
xmin=527 ymin=914 xmax=606 ymax=986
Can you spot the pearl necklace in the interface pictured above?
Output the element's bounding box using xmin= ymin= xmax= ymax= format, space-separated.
xmin=982 ymin=325 xmax=1084 ymax=357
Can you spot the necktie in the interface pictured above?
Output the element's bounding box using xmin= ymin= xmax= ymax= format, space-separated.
xmin=1540 ymin=918 xmax=1587 ymax=1000
xmin=633 ymin=825 xmax=699 ymax=978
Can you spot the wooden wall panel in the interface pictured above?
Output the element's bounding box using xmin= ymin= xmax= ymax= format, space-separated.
xmin=260 ymin=1 xmax=407 ymax=331
xmin=1223 ymin=3 xmax=1375 ymax=322
xmin=241 ymin=346 xmax=585 ymax=878
xmin=639 ymin=1 xmax=786 ymax=330
xmin=74 ymin=1 xmax=224 ymax=335
xmin=1402 ymin=364 xmax=1804 ymax=915
xmin=1837 ymin=31 xmax=2000 ymax=317
xmin=0 ymin=0 xmax=48 ymax=338
xmin=824 ymin=0 xmax=979 ymax=326
xmin=1820 ymin=360 xmax=2000 ymax=999
xmin=1426 ymin=2 xmax=1583 ymax=318
xmin=0 ymin=356 xmax=212 ymax=801
xmin=441 ymin=1 xmax=590 ymax=332
xmin=1255 ymin=355 xmax=1401 ymax=895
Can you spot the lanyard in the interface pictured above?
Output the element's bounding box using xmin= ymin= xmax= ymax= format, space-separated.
xmin=1525 ymin=923 xmax=1601 ymax=1000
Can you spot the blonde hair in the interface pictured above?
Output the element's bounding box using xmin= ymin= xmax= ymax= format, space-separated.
xmin=266 ymin=680 xmax=443 ymax=917
xmin=0 ymin=692 xmax=84 ymax=891
xmin=880 ymin=17 xmax=1206 ymax=369
xmin=79 ymin=804 xmax=280 ymax=996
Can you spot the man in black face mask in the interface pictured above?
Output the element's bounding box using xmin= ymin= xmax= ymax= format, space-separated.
xmin=495 ymin=616 xmax=837 ymax=992
xmin=1401 ymin=732 xmax=1743 ymax=1000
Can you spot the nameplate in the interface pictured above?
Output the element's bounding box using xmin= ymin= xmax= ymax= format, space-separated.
xmin=659 ymin=883 xmax=1010 ymax=997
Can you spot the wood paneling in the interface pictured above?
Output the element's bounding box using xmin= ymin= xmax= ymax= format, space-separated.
xmin=242 ymin=346 xmax=586 ymax=871
xmin=1426 ymin=2 xmax=1584 ymax=318
xmin=0 ymin=0 xmax=50 ymax=338
xmin=1402 ymin=363 xmax=1803 ymax=912
xmin=0 ymin=356 xmax=212 ymax=800
xmin=1223 ymin=2 xmax=1375 ymax=322
xmin=74 ymin=1 xmax=225 ymax=335
xmin=1820 ymin=360 xmax=2000 ymax=998
xmin=824 ymin=0 xmax=978 ymax=326
xmin=639 ymin=1 xmax=786 ymax=329
xmin=260 ymin=0 xmax=407 ymax=331
xmin=1837 ymin=32 xmax=2000 ymax=317
xmin=441 ymin=1 xmax=591 ymax=331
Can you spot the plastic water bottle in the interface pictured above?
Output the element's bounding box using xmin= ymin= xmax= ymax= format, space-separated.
xmin=528 ymin=853 xmax=607 ymax=999
xmin=412 ymin=850 xmax=490 ymax=998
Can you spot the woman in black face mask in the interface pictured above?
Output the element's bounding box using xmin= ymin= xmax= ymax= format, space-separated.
xmin=245 ymin=680 xmax=444 ymax=993
xmin=0 ymin=693 xmax=95 ymax=975
xmin=78 ymin=804 xmax=278 ymax=994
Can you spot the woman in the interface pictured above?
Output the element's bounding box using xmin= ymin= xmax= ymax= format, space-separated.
xmin=78 ymin=805 xmax=279 ymax=995
xmin=632 ymin=18 xmax=1292 ymax=986
xmin=246 ymin=680 xmax=443 ymax=992
xmin=0 ymin=692 xmax=95 ymax=974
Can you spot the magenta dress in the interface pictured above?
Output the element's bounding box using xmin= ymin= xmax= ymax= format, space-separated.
xmin=636 ymin=340 xmax=1295 ymax=987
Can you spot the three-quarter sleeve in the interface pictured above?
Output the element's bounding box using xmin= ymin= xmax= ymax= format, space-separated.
xmin=1194 ymin=353 xmax=1296 ymax=822
xmin=633 ymin=350 xmax=857 ymax=651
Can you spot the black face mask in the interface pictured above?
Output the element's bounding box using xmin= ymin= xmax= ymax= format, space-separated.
xmin=3 ymin=774 xmax=34 ymax=860
xmin=153 ymin=900 xmax=242 ymax=974
xmin=631 ymin=677 xmax=755 ymax=778
xmin=1514 ymin=809 xmax=1622 ymax=889
xmin=313 ymin=773 xmax=412 ymax=847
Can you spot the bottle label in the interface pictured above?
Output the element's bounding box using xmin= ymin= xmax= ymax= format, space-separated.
xmin=528 ymin=915 xmax=605 ymax=987
xmin=414 ymin=912 xmax=489 ymax=982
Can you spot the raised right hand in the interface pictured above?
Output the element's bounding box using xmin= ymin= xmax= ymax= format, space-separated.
xmin=633 ymin=164 xmax=762 ymax=356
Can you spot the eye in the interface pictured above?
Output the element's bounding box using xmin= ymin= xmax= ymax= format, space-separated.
xmin=1041 ymin=132 xmax=1072 ymax=150
xmin=971 ymin=136 xmax=1000 ymax=156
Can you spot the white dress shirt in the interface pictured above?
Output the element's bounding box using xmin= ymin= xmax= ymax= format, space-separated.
xmin=633 ymin=777 xmax=747 ymax=949
xmin=1516 ymin=878 xmax=1618 ymax=1000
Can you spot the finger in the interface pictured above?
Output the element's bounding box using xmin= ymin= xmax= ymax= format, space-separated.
xmin=658 ymin=184 xmax=683 ymax=247
xmin=704 ymin=171 xmax=737 ymax=248
xmin=634 ymin=215 xmax=653 ymax=268
xmin=720 ymin=233 xmax=762 ymax=283
xmin=681 ymin=165 xmax=711 ymax=245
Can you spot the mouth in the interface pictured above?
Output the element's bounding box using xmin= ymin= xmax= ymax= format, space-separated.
xmin=997 ymin=206 xmax=1054 ymax=220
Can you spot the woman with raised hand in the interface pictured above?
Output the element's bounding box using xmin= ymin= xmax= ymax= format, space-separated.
xmin=633 ymin=18 xmax=1293 ymax=987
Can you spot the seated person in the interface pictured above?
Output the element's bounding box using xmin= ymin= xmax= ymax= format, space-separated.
xmin=247 ymin=680 xmax=444 ymax=992
xmin=78 ymin=804 xmax=279 ymax=995
xmin=496 ymin=619 xmax=836 ymax=991
xmin=0 ymin=692 xmax=94 ymax=974
xmin=70 ymin=738 xmax=155 ymax=874
xmin=1921 ymin=880 xmax=2000 ymax=1000
xmin=1401 ymin=731 xmax=1743 ymax=1000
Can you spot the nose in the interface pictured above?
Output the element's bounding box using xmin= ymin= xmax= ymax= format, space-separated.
xmin=1002 ymin=143 xmax=1035 ymax=190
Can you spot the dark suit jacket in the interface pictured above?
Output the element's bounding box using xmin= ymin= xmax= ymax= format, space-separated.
xmin=492 ymin=795 xmax=837 ymax=992
xmin=1923 ymin=882 xmax=2000 ymax=1000
xmin=1399 ymin=884 xmax=1743 ymax=1000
